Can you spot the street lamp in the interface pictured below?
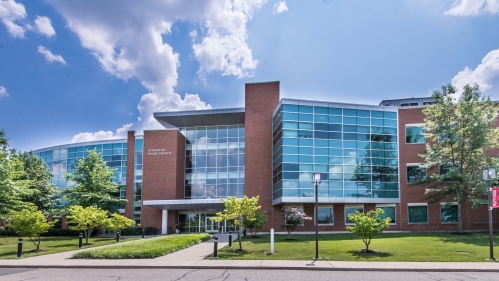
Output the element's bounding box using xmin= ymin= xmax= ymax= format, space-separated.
xmin=313 ymin=172 xmax=321 ymax=260
xmin=483 ymin=167 xmax=496 ymax=261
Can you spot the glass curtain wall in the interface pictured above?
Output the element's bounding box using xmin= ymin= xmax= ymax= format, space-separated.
xmin=272 ymin=103 xmax=399 ymax=201
xmin=35 ymin=141 xmax=128 ymax=208
xmin=179 ymin=125 xmax=245 ymax=199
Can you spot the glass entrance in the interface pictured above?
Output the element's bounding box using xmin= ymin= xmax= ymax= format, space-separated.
xmin=206 ymin=216 xmax=219 ymax=232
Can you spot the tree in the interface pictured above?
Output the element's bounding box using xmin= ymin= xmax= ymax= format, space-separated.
xmin=63 ymin=149 xmax=126 ymax=213
xmin=13 ymin=151 xmax=57 ymax=212
xmin=66 ymin=205 xmax=107 ymax=244
xmin=346 ymin=208 xmax=390 ymax=252
xmin=0 ymin=130 xmax=24 ymax=218
xmin=102 ymin=213 xmax=135 ymax=241
xmin=416 ymin=84 xmax=499 ymax=232
xmin=243 ymin=211 xmax=267 ymax=237
xmin=211 ymin=195 xmax=261 ymax=250
xmin=281 ymin=206 xmax=312 ymax=239
xmin=6 ymin=206 xmax=57 ymax=252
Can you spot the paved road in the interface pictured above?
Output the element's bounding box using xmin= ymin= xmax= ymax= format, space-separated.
xmin=1 ymin=268 xmax=497 ymax=281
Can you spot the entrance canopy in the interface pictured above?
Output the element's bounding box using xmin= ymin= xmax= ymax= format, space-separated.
xmin=143 ymin=199 xmax=225 ymax=211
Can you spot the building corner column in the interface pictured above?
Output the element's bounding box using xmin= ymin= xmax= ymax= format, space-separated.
xmin=162 ymin=210 xmax=168 ymax=234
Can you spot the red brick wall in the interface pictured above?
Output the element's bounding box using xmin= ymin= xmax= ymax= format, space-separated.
xmin=244 ymin=81 xmax=280 ymax=231
xmin=140 ymin=130 xmax=185 ymax=231
xmin=398 ymin=107 xmax=499 ymax=231
xmin=124 ymin=131 xmax=135 ymax=220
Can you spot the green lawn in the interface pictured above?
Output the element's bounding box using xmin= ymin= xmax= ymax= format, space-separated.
xmin=72 ymin=233 xmax=211 ymax=259
xmin=213 ymin=232 xmax=499 ymax=262
xmin=0 ymin=236 xmax=137 ymax=259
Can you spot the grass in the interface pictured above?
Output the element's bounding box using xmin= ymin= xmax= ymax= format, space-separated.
xmin=0 ymin=236 xmax=137 ymax=259
xmin=212 ymin=232 xmax=499 ymax=262
xmin=72 ymin=233 xmax=211 ymax=259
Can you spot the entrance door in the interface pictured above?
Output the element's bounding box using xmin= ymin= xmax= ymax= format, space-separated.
xmin=206 ymin=216 xmax=219 ymax=232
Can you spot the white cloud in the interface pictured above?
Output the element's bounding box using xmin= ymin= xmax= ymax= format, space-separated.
xmin=37 ymin=45 xmax=66 ymax=65
xmin=273 ymin=1 xmax=288 ymax=14
xmin=0 ymin=0 xmax=27 ymax=38
xmin=0 ymin=85 xmax=8 ymax=97
xmin=445 ymin=0 xmax=499 ymax=16
xmin=46 ymin=0 xmax=266 ymax=142
xmin=451 ymin=48 xmax=499 ymax=94
xmin=33 ymin=15 xmax=55 ymax=37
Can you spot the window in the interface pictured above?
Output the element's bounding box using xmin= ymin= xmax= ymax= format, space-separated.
xmin=407 ymin=165 xmax=426 ymax=183
xmin=440 ymin=203 xmax=458 ymax=223
xmin=376 ymin=205 xmax=396 ymax=224
xmin=401 ymin=103 xmax=418 ymax=107
xmin=406 ymin=126 xmax=425 ymax=144
xmin=408 ymin=204 xmax=428 ymax=224
xmin=317 ymin=207 xmax=334 ymax=225
xmin=345 ymin=205 xmax=364 ymax=224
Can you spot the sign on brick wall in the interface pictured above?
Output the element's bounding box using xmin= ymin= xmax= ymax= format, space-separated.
xmin=493 ymin=188 xmax=499 ymax=209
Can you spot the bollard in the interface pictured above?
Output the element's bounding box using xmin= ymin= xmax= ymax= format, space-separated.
xmin=78 ymin=232 xmax=83 ymax=248
xmin=229 ymin=231 xmax=232 ymax=247
xmin=213 ymin=236 xmax=218 ymax=259
xmin=243 ymin=228 xmax=246 ymax=237
xmin=17 ymin=237 xmax=23 ymax=258
xmin=142 ymin=227 xmax=145 ymax=238
xmin=116 ymin=230 xmax=120 ymax=242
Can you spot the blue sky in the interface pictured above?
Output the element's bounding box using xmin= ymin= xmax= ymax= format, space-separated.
xmin=1 ymin=0 xmax=499 ymax=152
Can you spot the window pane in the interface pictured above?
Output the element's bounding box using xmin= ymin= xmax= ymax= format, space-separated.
xmin=318 ymin=208 xmax=333 ymax=224
xmin=406 ymin=126 xmax=425 ymax=143
xmin=345 ymin=206 xmax=364 ymax=224
xmin=377 ymin=207 xmax=395 ymax=223
xmin=408 ymin=206 xmax=428 ymax=223
xmin=441 ymin=205 xmax=458 ymax=223
xmin=407 ymin=166 xmax=426 ymax=183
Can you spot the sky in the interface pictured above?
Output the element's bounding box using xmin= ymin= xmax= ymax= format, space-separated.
xmin=1 ymin=0 xmax=499 ymax=152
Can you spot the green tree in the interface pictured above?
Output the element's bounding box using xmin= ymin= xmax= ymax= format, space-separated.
xmin=13 ymin=151 xmax=57 ymax=212
xmin=6 ymin=206 xmax=57 ymax=252
xmin=67 ymin=205 xmax=107 ymax=244
xmin=243 ymin=211 xmax=267 ymax=237
xmin=346 ymin=208 xmax=391 ymax=252
xmin=211 ymin=195 xmax=261 ymax=250
xmin=281 ymin=206 xmax=312 ymax=239
xmin=102 ymin=213 xmax=135 ymax=242
xmin=63 ymin=149 xmax=126 ymax=213
xmin=0 ymin=130 xmax=24 ymax=218
xmin=417 ymin=84 xmax=499 ymax=232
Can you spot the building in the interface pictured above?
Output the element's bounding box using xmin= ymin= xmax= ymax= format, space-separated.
xmin=34 ymin=81 xmax=499 ymax=234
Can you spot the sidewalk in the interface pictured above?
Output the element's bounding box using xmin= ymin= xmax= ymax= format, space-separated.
xmin=1 ymin=234 xmax=498 ymax=272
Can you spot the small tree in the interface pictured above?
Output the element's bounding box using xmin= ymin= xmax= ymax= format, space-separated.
xmin=102 ymin=213 xmax=135 ymax=241
xmin=211 ymin=195 xmax=261 ymax=250
xmin=281 ymin=206 xmax=312 ymax=239
xmin=63 ymin=149 xmax=126 ymax=213
xmin=6 ymin=207 xmax=57 ymax=252
xmin=67 ymin=205 xmax=107 ymax=244
xmin=346 ymin=208 xmax=390 ymax=252
xmin=243 ymin=211 xmax=267 ymax=237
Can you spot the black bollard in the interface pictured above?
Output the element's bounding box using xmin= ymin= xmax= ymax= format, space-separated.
xmin=142 ymin=227 xmax=145 ymax=238
xmin=17 ymin=237 xmax=23 ymax=258
xmin=78 ymin=232 xmax=83 ymax=248
xmin=243 ymin=228 xmax=246 ymax=237
xmin=116 ymin=230 xmax=120 ymax=242
xmin=229 ymin=231 xmax=232 ymax=247
xmin=213 ymin=236 xmax=218 ymax=259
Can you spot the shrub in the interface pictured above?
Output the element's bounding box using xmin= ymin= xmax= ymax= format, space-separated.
xmin=120 ymin=226 xmax=158 ymax=236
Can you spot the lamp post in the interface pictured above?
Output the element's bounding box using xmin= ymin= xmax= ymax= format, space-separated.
xmin=313 ymin=172 xmax=321 ymax=260
xmin=483 ymin=167 xmax=496 ymax=261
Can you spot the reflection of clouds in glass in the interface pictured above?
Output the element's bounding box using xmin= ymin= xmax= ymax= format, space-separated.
xmin=329 ymin=165 xmax=342 ymax=173
xmin=329 ymin=157 xmax=342 ymax=164
xmin=283 ymin=180 xmax=298 ymax=189
xmin=299 ymin=172 xmax=311 ymax=181
xmin=344 ymin=157 xmax=356 ymax=165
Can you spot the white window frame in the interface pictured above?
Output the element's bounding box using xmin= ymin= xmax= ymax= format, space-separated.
xmin=314 ymin=205 xmax=334 ymax=226
xmin=407 ymin=203 xmax=429 ymax=224
xmin=440 ymin=202 xmax=458 ymax=224
xmin=376 ymin=204 xmax=396 ymax=225
xmin=405 ymin=124 xmax=426 ymax=144
xmin=344 ymin=205 xmax=364 ymax=225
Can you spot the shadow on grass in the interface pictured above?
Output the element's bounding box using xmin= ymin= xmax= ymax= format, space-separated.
xmin=0 ymin=251 xmax=18 ymax=258
xmin=347 ymin=250 xmax=393 ymax=260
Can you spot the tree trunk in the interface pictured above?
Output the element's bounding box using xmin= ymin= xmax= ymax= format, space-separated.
xmin=36 ymin=236 xmax=40 ymax=252
xmin=237 ymin=227 xmax=242 ymax=250
xmin=457 ymin=199 xmax=463 ymax=233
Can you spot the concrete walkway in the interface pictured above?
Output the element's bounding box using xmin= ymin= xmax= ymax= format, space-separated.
xmin=1 ymin=234 xmax=499 ymax=272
